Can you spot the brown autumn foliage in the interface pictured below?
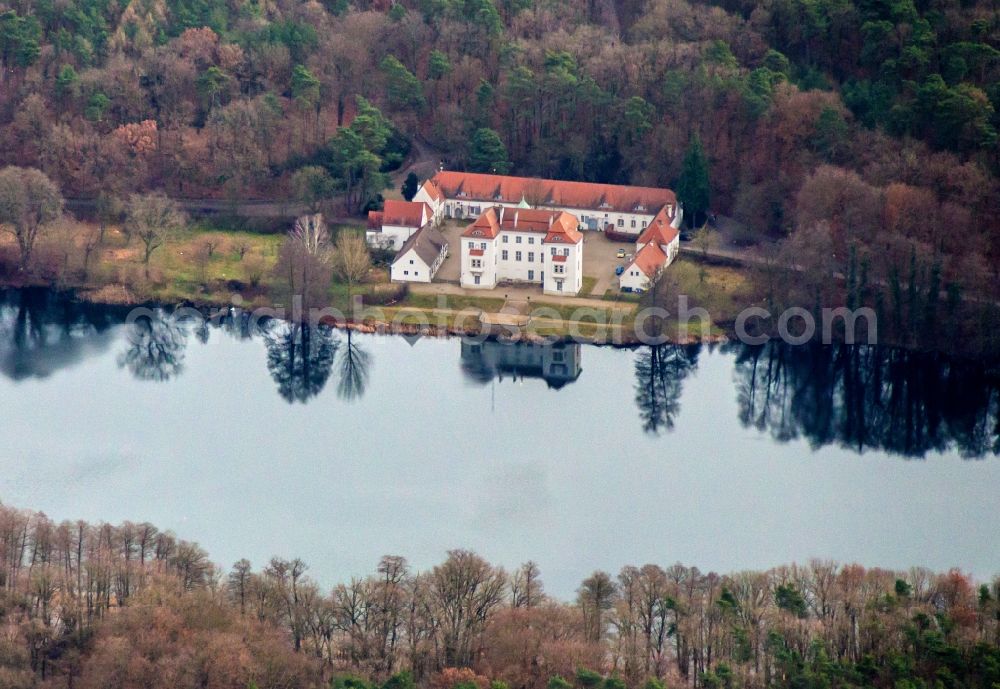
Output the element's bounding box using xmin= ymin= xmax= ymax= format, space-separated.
xmin=1 ymin=502 xmax=999 ymax=689
xmin=0 ymin=0 xmax=994 ymax=321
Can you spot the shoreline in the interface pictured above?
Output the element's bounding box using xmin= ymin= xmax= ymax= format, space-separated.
xmin=3 ymin=280 xmax=998 ymax=368
xmin=2 ymin=278 xmax=727 ymax=348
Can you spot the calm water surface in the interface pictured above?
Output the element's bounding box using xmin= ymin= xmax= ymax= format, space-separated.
xmin=1 ymin=289 xmax=998 ymax=596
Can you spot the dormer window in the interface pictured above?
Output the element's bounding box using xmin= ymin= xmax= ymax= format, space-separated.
xmin=471 ymin=230 xmax=483 ymax=236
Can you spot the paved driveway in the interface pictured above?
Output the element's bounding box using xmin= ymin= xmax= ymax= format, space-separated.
xmin=433 ymin=221 xmax=466 ymax=283
xmin=581 ymin=231 xmax=633 ymax=296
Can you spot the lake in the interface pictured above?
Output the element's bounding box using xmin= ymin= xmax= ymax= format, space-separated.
xmin=1 ymin=288 xmax=998 ymax=597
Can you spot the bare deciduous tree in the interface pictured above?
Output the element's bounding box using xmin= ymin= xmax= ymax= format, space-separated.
xmin=333 ymin=229 xmax=371 ymax=301
xmin=0 ymin=166 xmax=64 ymax=271
xmin=125 ymin=192 xmax=187 ymax=278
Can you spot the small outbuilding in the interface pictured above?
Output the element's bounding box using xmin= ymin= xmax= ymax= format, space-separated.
xmin=390 ymin=225 xmax=449 ymax=283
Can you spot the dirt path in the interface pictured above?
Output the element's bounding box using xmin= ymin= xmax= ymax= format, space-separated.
xmin=409 ymin=282 xmax=636 ymax=313
xmin=390 ymin=139 xmax=443 ymax=190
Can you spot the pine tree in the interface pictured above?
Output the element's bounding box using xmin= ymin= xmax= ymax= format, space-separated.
xmin=468 ymin=128 xmax=510 ymax=174
xmin=676 ymin=135 xmax=711 ymax=229
xmin=401 ymin=172 xmax=419 ymax=201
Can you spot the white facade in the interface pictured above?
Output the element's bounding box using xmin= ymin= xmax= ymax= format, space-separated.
xmin=541 ymin=240 xmax=583 ymax=296
xmin=459 ymin=236 xmax=582 ymax=294
xmin=460 ymin=236 xmax=498 ymax=289
xmin=459 ymin=210 xmax=584 ymax=295
xmin=620 ymin=265 xmax=654 ymax=292
xmin=367 ymin=223 xmax=417 ymax=252
xmin=411 ymin=186 xmax=445 ymax=223
xmin=391 ymin=247 xmax=432 ymax=283
xmin=443 ymin=198 xmax=672 ymax=236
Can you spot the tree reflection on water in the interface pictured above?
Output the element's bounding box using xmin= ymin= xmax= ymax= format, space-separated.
xmin=729 ymin=341 xmax=1000 ymax=459
xmin=118 ymin=310 xmax=189 ymax=382
xmin=633 ymin=343 xmax=702 ymax=435
xmin=2 ymin=289 xmax=995 ymax=457
xmin=0 ymin=288 xmax=118 ymax=380
xmin=265 ymin=321 xmax=338 ymax=404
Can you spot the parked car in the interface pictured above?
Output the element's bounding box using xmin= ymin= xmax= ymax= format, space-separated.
xmin=616 ymin=248 xmax=626 ymax=258
xmin=680 ymin=230 xmax=693 ymax=242
xmin=615 ymin=265 xmax=625 ymax=276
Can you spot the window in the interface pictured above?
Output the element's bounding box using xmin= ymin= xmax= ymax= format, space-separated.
xmin=563 ymin=248 xmax=569 ymax=256
xmin=501 ymin=250 xmax=508 ymax=260
xmin=480 ymin=242 xmax=487 ymax=250
xmin=409 ymin=259 xmax=414 ymax=264
xmin=617 ymin=218 xmax=624 ymax=227
xmin=557 ymin=280 xmax=563 ymax=291
xmin=528 ymin=252 xmax=534 ymax=262
xmin=528 ymin=237 xmax=535 ymax=244
xmin=404 ymin=270 xmax=409 ymax=275
xmin=631 ymin=219 xmax=636 ymax=228
xmin=528 ymin=270 xmax=534 ymax=280
xmin=554 ymin=265 xmax=564 ymax=274
xmin=550 ymin=247 xmax=557 ymax=256
xmin=474 ymin=275 xmax=481 ymax=285
xmin=414 ymin=271 xmax=419 ymax=276
xmin=515 ymin=251 xmax=522 ymax=261
xmin=516 ymin=236 xmax=522 ymax=244
xmin=503 ymin=235 xmax=509 ymax=243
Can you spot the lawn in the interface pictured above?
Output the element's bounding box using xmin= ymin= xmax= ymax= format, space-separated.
xmin=666 ymin=256 xmax=750 ymax=323
xmin=401 ymin=292 xmax=507 ymax=313
xmin=83 ymin=226 xmax=284 ymax=304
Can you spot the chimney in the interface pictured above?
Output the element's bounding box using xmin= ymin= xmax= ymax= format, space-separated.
xmin=497 ymin=205 xmax=504 ymax=225
xmin=548 ymin=214 xmax=554 ymax=229
xmin=513 ymin=210 xmax=519 ymax=228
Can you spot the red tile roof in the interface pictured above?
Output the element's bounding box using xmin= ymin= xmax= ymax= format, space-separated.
xmin=463 ymin=208 xmax=501 ymax=239
xmin=419 ymin=179 xmax=444 ymax=202
xmin=551 ymin=254 xmax=567 ymax=262
xmin=628 ymin=242 xmax=668 ymax=278
xmin=636 ymin=206 xmax=679 ymax=247
xmin=462 ymin=207 xmax=582 ymax=244
xmin=431 ymin=171 xmax=675 ymax=215
xmin=469 ymin=248 xmax=484 ymax=256
xmin=382 ymin=200 xmax=429 ymax=228
xmin=367 ymin=210 xmax=384 ymax=230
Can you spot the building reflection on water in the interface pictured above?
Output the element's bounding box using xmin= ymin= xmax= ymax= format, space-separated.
xmin=460 ymin=338 xmax=582 ymax=389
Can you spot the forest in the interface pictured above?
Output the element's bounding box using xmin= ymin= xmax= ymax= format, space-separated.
xmin=0 ymin=0 xmax=998 ymax=322
xmin=0 ymin=502 xmax=999 ymax=689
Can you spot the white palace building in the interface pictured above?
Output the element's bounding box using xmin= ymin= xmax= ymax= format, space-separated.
xmin=368 ymin=170 xmax=684 ymax=291
xmin=460 ymin=207 xmax=583 ymax=296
